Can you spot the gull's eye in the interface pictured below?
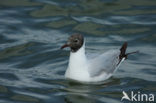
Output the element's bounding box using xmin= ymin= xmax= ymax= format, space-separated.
xmin=74 ymin=39 xmax=79 ymax=43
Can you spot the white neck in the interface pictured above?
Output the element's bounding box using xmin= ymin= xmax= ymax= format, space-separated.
xmin=65 ymin=42 xmax=90 ymax=81
xmin=68 ymin=42 xmax=87 ymax=68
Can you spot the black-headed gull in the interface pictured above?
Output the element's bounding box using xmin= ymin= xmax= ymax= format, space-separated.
xmin=61 ymin=34 xmax=138 ymax=83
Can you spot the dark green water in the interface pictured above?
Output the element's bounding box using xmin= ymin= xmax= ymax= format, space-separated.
xmin=0 ymin=0 xmax=156 ymax=103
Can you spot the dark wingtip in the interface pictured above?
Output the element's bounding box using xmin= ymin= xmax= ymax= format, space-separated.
xmin=126 ymin=50 xmax=139 ymax=56
xmin=119 ymin=42 xmax=128 ymax=59
xmin=117 ymin=42 xmax=139 ymax=66
xmin=120 ymin=42 xmax=127 ymax=51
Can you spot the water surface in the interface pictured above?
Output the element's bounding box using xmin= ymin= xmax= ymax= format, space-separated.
xmin=0 ymin=0 xmax=156 ymax=103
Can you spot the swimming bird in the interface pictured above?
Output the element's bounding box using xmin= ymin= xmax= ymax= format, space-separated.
xmin=61 ymin=34 xmax=138 ymax=83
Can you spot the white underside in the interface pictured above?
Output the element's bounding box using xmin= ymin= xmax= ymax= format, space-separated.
xmin=65 ymin=43 xmax=125 ymax=83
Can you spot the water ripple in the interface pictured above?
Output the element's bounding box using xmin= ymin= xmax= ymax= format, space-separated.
xmin=0 ymin=0 xmax=156 ymax=103
xmin=72 ymin=15 xmax=156 ymax=25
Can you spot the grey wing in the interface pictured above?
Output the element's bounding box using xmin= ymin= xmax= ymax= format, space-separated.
xmin=88 ymin=49 xmax=121 ymax=77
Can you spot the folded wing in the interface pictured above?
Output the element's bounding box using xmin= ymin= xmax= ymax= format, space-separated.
xmin=88 ymin=49 xmax=121 ymax=77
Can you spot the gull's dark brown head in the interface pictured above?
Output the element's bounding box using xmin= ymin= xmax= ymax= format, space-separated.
xmin=61 ymin=33 xmax=84 ymax=52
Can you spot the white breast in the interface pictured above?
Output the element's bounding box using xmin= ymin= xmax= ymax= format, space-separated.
xmin=65 ymin=43 xmax=90 ymax=82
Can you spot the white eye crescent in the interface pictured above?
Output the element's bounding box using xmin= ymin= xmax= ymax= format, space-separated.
xmin=74 ymin=39 xmax=79 ymax=43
